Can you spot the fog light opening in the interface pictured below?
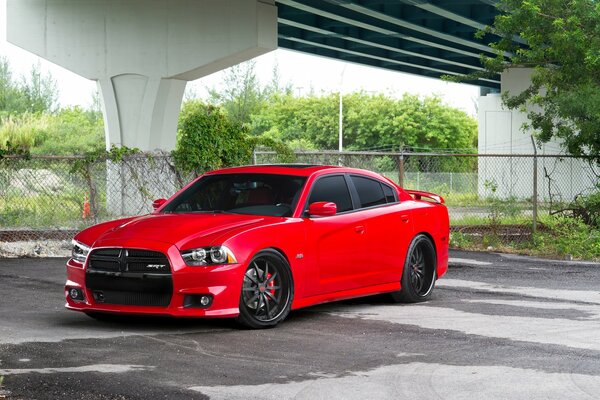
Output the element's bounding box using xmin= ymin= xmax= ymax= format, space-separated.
xmin=183 ymin=294 xmax=213 ymax=309
xmin=68 ymin=288 xmax=85 ymax=301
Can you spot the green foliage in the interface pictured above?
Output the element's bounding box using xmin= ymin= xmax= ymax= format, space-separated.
xmin=250 ymin=92 xmax=477 ymax=160
xmin=0 ymin=57 xmax=100 ymax=156
xmin=0 ymin=57 xmax=58 ymax=117
xmin=208 ymin=60 xmax=266 ymax=127
xmin=208 ymin=60 xmax=292 ymax=128
xmin=449 ymin=231 xmax=474 ymax=249
xmin=70 ymin=145 xmax=140 ymax=176
xmin=21 ymin=63 xmax=59 ymax=114
xmin=570 ymin=190 xmax=600 ymax=228
xmin=0 ymin=107 xmax=104 ymax=156
xmin=450 ymin=216 xmax=600 ymax=261
xmin=531 ymin=216 xmax=600 ymax=260
xmin=31 ymin=107 xmax=105 ymax=155
xmin=483 ymin=179 xmax=522 ymax=229
xmin=173 ymin=101 xmax=255 ymax=174
xmin=173 ymin=101 xmax=293 ymax=174
xmin=0 ymin=114 xmax=43 ymax=154
xmin=456 ymin=0 xmax=600 ymax=163
xmin=0 ymin=191 xmax=89 ymax=229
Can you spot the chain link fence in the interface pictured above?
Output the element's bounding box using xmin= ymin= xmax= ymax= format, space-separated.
xmin=0 ymin=154 xmax=191 ymax=245
xmin=1 ymin=151 xmax=598 ymax=255
xmin=256 ymin=150 xmax=599 ymax=244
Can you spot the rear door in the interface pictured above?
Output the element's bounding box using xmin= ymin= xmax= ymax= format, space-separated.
xmin=348 ymin=174 xmax=414 ymax=285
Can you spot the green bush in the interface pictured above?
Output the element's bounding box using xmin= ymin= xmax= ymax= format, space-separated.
xmin=172 ymin=101 xmax=254 ymax=175
xmin=572 ymin=190 xmax=600 ymax=228
xmin=173 ymin=100 xmax=293 ymax=175
xmin=532 ymin=216 xmax=600 ymax=260
xmin=30 ymin=107 xmax=104 ymax=155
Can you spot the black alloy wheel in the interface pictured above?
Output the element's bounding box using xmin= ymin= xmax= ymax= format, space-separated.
xmin=391 ymin=234 xmax=436 ymax=303
xmin=236 ymin=249 xmax=293 ymax=329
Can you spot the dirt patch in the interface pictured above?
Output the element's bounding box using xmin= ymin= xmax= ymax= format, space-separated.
xmin=0 ymin=240 xmax=71 ymax=258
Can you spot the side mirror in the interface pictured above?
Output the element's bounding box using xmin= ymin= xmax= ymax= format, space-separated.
xmin=308 ymin=201 xmax=337 ymax=217
xmin=152 ymin=198 xmax=167 ymax=211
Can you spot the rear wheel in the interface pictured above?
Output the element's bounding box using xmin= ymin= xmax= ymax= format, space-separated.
xmin=236 ymin=250 xmax=293 ymax=329
xmin=391 ymin=234 xmax=437 ymax=303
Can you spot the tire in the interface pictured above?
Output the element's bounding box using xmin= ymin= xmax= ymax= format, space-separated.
xmin=391 ymin=234 xmax=437 ymax=303
xmin=236 ymin=249 xmax=294 ymax=329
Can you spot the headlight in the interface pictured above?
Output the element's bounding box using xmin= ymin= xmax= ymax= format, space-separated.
xmin=71 ymin=240 xmax=90 ymax=263
xmin=181 ymin=246 xmax=237 ymax=266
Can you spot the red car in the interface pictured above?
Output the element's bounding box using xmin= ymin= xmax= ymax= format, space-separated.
xmin=66 ymin=165 xmax=449 ymax=328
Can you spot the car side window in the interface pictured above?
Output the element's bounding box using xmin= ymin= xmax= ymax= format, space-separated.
xmin=308 ymin=175 xmax=353 ymax=213
xmin=382 ymin=183 xmax=397 ymax=203
xmin=350 ymin=175 xmax=387 ymax=208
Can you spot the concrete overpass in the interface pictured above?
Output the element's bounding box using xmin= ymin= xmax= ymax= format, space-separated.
xmin=7 ymin=0 xmax=503 ymax=152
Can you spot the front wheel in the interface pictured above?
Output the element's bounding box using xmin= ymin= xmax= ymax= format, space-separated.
xmin=236 ymin=250 xmax=294 ymax=329
xmin=391 ymin=234 xmax=437 ymax=303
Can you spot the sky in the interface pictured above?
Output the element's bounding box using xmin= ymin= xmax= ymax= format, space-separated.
xmin=0 ymin=0 xmax=480 ymax=115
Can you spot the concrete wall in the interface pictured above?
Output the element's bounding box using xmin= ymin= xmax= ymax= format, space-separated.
xmin=477 ymin=68 xmax=596 ymax=202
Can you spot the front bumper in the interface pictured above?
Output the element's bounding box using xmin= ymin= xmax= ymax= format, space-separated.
xmin=65 ymin=243 xmax=244 ymax=318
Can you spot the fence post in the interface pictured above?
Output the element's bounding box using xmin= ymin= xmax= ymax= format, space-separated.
xmin=397 ymin=150 xmax=405 ymax=188
xmin=85 ymin=162 xmax=98 ymax=224
xmin=252 ymin=148 xmax=257 ymax=165
xmin=531 ymin=136 xmax=538 ymax=235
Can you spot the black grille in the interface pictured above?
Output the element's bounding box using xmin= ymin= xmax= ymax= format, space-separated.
xmin=86 ymin=248 xmax=172 ymax=307
xmin=93 ymin=290 xmax=171 ymax=307
xmin=88 ymin=248 xmax=171 ymax=274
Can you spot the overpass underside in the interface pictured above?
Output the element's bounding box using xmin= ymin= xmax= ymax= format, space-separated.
xmin=7 ymin=0 xmax=503 ymax=152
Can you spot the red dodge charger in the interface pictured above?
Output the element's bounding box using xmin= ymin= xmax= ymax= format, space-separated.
xmin=66 ymin=164 xmax=449 ymax=328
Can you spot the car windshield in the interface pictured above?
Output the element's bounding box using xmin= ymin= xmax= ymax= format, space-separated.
xmin=162 ymin=173 xmax=307 ymax=217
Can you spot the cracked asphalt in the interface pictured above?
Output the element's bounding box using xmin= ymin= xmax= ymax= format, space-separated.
xmin=1 ymin=250 xmax=600 ymax=399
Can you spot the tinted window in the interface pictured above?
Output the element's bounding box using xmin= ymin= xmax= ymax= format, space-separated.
xmin=308 ymin=175 xmax=353 ymax=213
xmin=351 ymin=175 xmax=386 ymax=208
xmin=382 ymin=184 xmax=397 ymax=203
xmin=162 ymin=173 xmax=306 ymax=217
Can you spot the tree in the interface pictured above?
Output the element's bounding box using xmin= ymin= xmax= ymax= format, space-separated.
xmin=0 ymin=57 xmax=58 ymax=117
xmin=468 ymin=0 xmax=600 ymax=163
xmin=208 ymin=60 xmax=265 ymax=127
xmin=21 ymin=63 xmax=58 ymax=114
xmin=208 ymin=59 xmax=293 ymax=127
xmin=0 ymin=56 xmax=27 ymax=116
xmin=251 ymin=92 xmax=477 ymax=155
xmin=172 ymin=101 xmax=255 ymax=175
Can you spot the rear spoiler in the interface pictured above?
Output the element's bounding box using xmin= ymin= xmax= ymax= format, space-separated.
xmin=405 ymin=190 xmax=445 ymax=204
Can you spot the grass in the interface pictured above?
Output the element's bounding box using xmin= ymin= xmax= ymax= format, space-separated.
xmin=0 ymin=375 xmax=5 ymax=400
xmin=0 ymin=193 xmax=86 ymax=229
xmin=450 ymin=215 xmax=600 ymax=261
xmin=0 ymin=191 xmax=116 ymax=230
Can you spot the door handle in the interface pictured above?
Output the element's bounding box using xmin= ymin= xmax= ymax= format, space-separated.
xmin=354 ymin=225 xmax=365 ymax=234
xmin=400 ymin=215 xmax=410 ymax=223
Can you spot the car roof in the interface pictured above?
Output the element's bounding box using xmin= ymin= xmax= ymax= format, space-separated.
xmin=205 ymin=164 xmax=341 ymax=177
xmin=203 ymin=164 xmax=393 ymax=180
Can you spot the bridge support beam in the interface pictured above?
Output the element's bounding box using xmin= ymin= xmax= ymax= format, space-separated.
xmin=7 ymin=0 xmax=277 ymax=151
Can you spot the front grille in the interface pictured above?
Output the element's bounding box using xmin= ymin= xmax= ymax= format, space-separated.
xmin=88 ymin=249 xmax=170 ymax=274
xmin=86 ymin=248 xmax=172 ymax=307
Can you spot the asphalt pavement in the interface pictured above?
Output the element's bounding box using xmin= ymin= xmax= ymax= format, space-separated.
xmin=1 ymin=250 xmax=599 ymax=400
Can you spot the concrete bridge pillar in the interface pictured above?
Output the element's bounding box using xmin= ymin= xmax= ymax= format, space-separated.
xmin=7 ymin=0 xmax=277 ymax=151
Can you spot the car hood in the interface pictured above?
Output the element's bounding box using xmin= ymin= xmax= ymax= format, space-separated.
xmin=91 ymin=213 xmax=271 ymax=248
